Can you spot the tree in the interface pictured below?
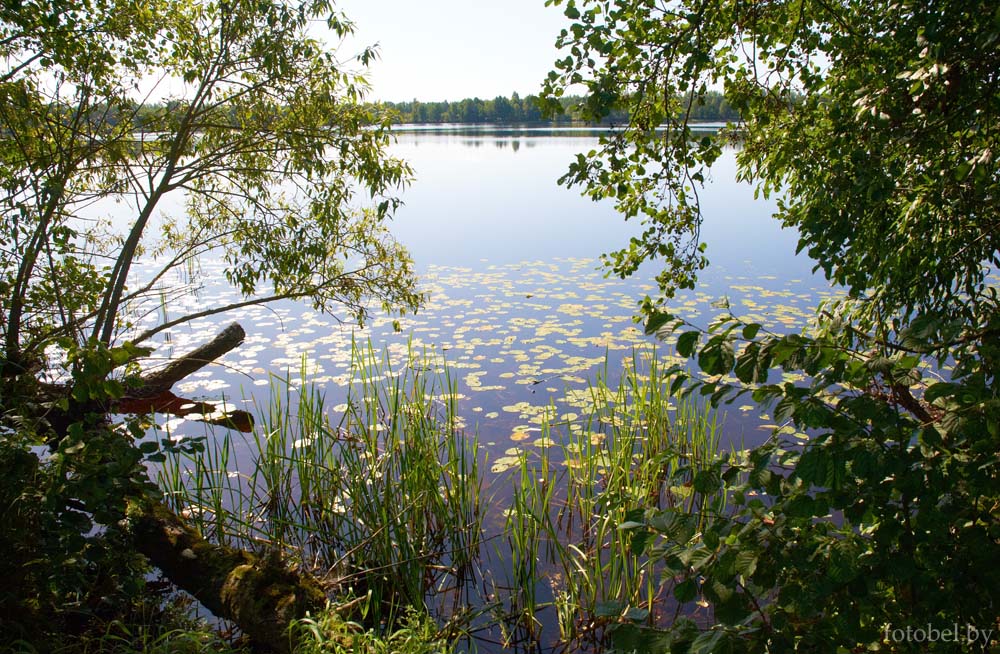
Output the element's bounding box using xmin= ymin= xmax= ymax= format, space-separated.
xmin=1 ymin=0 xmax=419 ymax=646
xmin=543 ymin=0 xmax=1000 ymax=651
xmin=543 ymin=0 xmax=999 ymax=326
xmin=2 ymin=0 xmax=418 ymax=370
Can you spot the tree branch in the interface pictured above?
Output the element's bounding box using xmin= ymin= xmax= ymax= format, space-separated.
xmin=132 ymin=322 xmax=245 ymax=396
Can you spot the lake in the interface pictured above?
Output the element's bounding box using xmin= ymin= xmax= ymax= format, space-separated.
xmin=135 ymin=126 xmax=840 ymax=649
xmin=142 ymin=126 xmax=835 ymax=453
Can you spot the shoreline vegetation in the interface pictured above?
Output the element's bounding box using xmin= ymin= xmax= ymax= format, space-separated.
xmin=122 ymin=92 xmax=740 ymax=130
xmin=151 ymin=341 xmax=725 ymax=654
xmin=377 ymin=91 xmax=739 ymax=125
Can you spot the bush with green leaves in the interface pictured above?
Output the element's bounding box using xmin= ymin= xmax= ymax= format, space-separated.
xmin=0 ymin=342 xmax=163 ymax=647
xmin=543 ymin=0 xmax=1000 ymax=650
xmin=2 ymin=0 xmax=419 ymax=646
xmin=610 ymin=307 xmax=1000 ymax=652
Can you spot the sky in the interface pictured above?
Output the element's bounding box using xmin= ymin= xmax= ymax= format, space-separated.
xmin=333 ymin=0 xmax=571 ymax=103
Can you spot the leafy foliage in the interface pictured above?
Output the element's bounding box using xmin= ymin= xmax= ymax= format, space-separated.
xmin=542 ymin=0 xmax=1000 ymax=329
xmin=619 ymin=307 xmax=1000 ymax=651
xmin=1 ymin=0 xmax=419 ymax=376
xmin=0 ymin=0 xmax=422 ymax=646
xmin=544 ymin=0 xmax=1000 ymax=651
xmin=0 ymin=430 xmax=155 ymax=646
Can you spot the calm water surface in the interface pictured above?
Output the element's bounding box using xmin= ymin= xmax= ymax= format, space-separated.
xmin=137 ymin=127 xmax=839 ymax=648
xmin=144 ymin=127 xmax=834 ymax=450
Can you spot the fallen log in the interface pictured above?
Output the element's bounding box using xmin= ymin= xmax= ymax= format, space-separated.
xmin=129 ymin=491 xmax=329 ymax=653
xmin=133 ymin=322 xmax=246 ymax=396
xmin=31 ymin=322 xmax=344 ymax=650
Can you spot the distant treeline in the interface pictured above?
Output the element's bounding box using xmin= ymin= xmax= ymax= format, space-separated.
xmin=101 ymin=92 xmax=738 ymax=130
xmin=381 ymin=92 xmax=739 ymax=125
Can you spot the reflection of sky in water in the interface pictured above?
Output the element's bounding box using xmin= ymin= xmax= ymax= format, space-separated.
xmin=389 ymin=130 xmax=818 ymax=284
xmin=128 ymin=130 xmax=842 ymax=456
xmin=125 ymin=131 xmax=848 ymax=649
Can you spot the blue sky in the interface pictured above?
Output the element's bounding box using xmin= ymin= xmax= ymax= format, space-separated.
xmin=335 ymin=0 xmax=570 ymax=102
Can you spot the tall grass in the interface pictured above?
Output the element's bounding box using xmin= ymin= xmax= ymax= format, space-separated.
xmin=503 ymin=349 xmax=725 ymax=646
xmin=155 ymin=342 xmax=728 ymax=652
xmin=156 ymin=338 xmax=483 ymax=625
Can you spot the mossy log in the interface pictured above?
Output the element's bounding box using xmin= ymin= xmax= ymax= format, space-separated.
xmin=128 ymin=498 xmax=329 ymax=653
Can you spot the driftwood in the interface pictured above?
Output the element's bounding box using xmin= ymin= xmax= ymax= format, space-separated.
xmin=117 ymin=322 xmax=254 ymax=431
xmin=133 ymin=322 xmax=246 ymax=396
xmin=128 ymin=499 xmax=329 ymax=654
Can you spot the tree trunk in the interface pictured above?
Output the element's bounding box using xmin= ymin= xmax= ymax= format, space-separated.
xmin=128 ymin=498 xmax=329 ymax=654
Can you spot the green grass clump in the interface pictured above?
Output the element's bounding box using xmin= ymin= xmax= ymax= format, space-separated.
xmin=502 ymin=349 xmax=725 ymax=647
xmin=157 ymin=339 xmax=483 ymax=627
xmin=289 ymin=605 xmax=454 ymax=654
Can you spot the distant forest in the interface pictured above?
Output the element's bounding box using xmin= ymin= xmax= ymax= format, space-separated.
xmin=381 ymin=92 xmax=739 ymax=124
xmin=120 ymin=92 xmax=738 ymax=129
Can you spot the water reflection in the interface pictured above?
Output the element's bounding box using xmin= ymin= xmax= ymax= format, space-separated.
xmin=134 ymin=128 xmax=835 ymax=449
xmin=137 ymin=127 xmax=843 ymax=652
xmin=388 ymin=128 xmax=815 ymax=285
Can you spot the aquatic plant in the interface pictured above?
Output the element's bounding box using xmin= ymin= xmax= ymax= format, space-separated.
xmin=501 ymin=349 xmax=727 ymax=647
xmin=157 ymin=339 xmax=483 ymax=626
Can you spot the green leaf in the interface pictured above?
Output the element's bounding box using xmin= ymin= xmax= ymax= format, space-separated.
xmin=63 ymin=441 xmax=86 ymax=455
xmin=689 ymin=629 xmax=727 ymax=654
xmin=735 ymin=550 xmax=758 ymax=577
xmin=644 ymin=310 xmax=675 ymax=335
xmin=673 ymin=578 xmax=697 ymax=602
xmin=631 ymin=529 xmax=655 ymax=554
xmin=675 ymin=332 xmax=699 ymax=360
xmin=774 ymin=396 xmax=797 ymax=423
xmin=624 ymin=607 xmax=650 ymax=622
xmin=138 ymin=441 xmax=160 ymax=455
xmin=698 ymin=338 xmax=735 ymax=375
xmin=924 ymin=382 xmax=959 ymax=402
xmin=796 ymin=447 xmax=827 ymax=485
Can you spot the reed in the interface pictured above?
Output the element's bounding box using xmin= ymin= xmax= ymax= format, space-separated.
xmin=503 ymin=349 xmax=725 ymax=644
xmin=154 ymin=341 xmax=728 ymax=651
xmin=156 ymin=338 xmax=483 ymax=626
